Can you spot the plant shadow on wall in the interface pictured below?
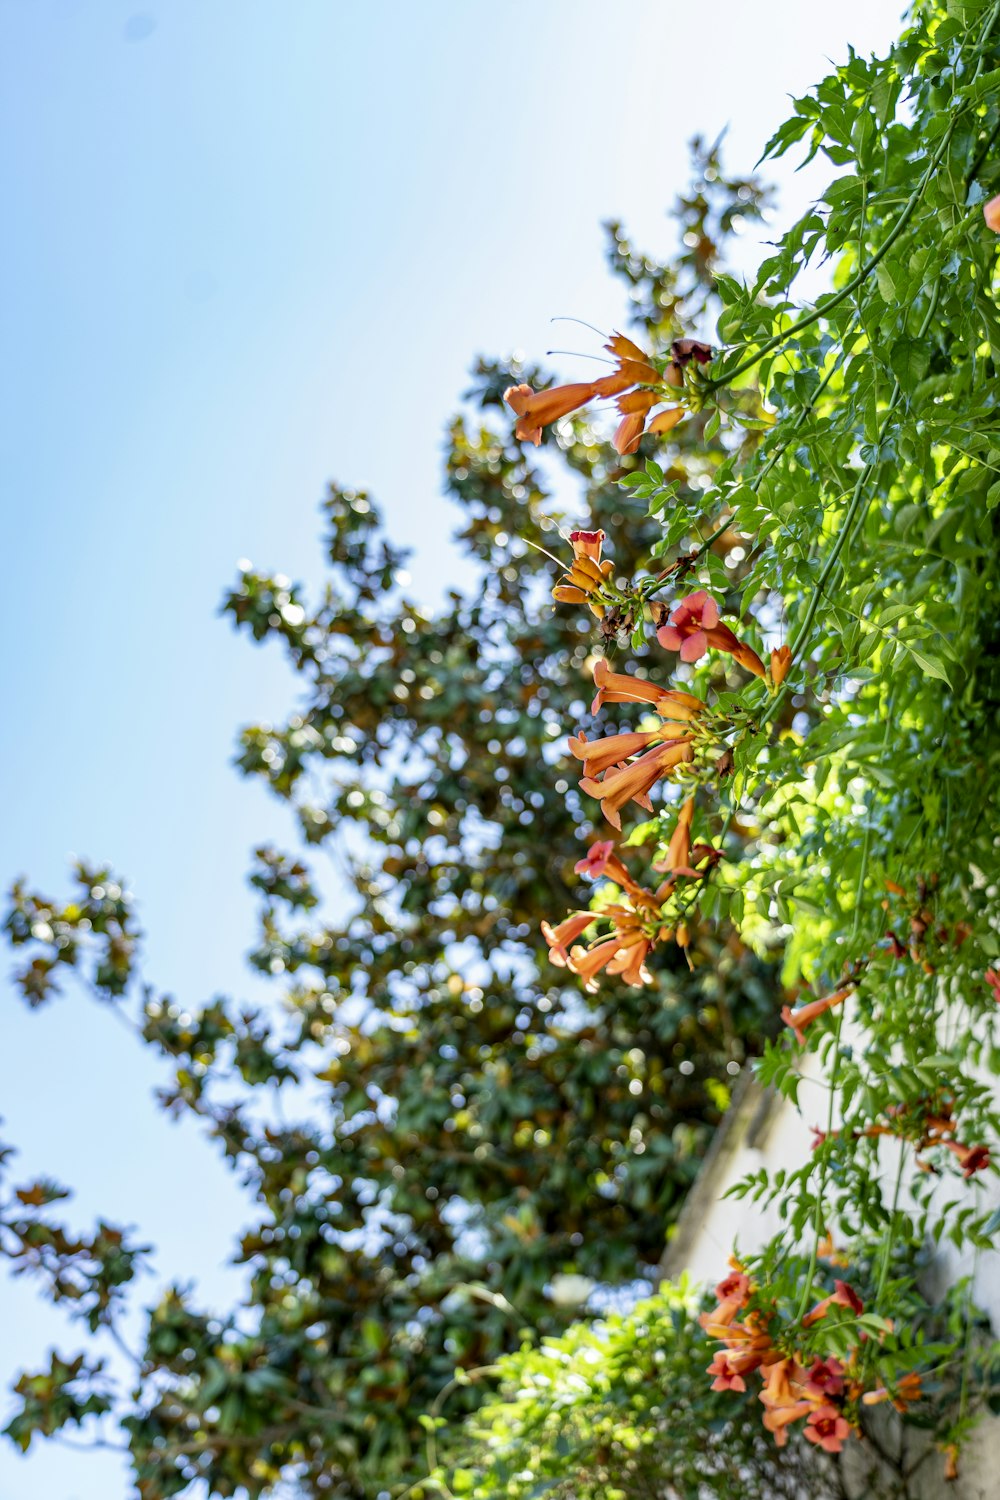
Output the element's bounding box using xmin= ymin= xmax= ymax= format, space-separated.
xmin=5 ymin=0 xmax=1000 ymax=1495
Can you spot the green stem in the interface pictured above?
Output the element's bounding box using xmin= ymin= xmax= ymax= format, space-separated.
xmin=958 ymin=1250 xmax=980 ymax=1429
xmin=967 ymin=115 xmax=1000 ymax=191
xmin=641 ymin=356 xmax=843 ymax=602
xmin=793 ymin=997 xmax=851 ymax=1324
xmin=874 ymin=1144 xmax=907 ymax=1305
xmin=762 ymin=275 xmax=942 ymax=730
xmin=793 ymin=677 xmax=893 ymax=1327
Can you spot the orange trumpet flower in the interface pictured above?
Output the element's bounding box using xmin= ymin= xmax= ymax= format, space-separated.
xmin=573 ymin=838 xmax=617 ymax=879
xmin=505 ymin=329 xmax=698 ymax=453
xmin=781 ymin=985 xmax=853 ymax=1045
xmin=657 ymin=795 xmax=697 ymax=877
xmin=942 ymin=1140 xmax=990 ymax=1178
xmin=564 ymin=936 xmax=634 ymax=990
xmin=503 ymin=381 xmax=601 ymax=445
xmin=613 ymin=389 xmax=660 ymax=455
xmin=540 ymin=911 xmax=594 ymax=965
xmin=804 ymin=1358 xmax=845 ymax=1401
xmin=803 ymin=1404 xmax=851 ymax=1454
xmin=647 ymin=406 xmax=685 ymax=436
xmin=542 ymin=843 xmax=684 ymax=992
xmin=568 ymin=528 xmax=605 ymax=561
xmin=758 ymin=1357 xmax=806 ymax=1410
xmin=590 ymin=657 xmax=704 ymax=722
xmin=572 ymin=840 xmax=652 ymax=907
xmin=550 ymin=529 xmax=617 ymax=616
xmin=707 ymin=1351 xmax=761 ymax=1392
xmin=762 ymin=1401 xmax=815 ymax=1447
xmin=565 ymin=928 xmax=654 ymax=993
xmin=578 ymin=738 xmax=694 ymax=829
xmin=801 ymin=1280 xmax=863 ymax=1329
xmin=569 ymin=728 xmax=672 ymax=780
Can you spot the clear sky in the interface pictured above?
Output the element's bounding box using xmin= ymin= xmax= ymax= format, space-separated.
xmin=1 ymin=2 xmax=904 ymax=1495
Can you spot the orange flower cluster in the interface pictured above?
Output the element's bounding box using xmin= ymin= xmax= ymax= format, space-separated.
xmin=534 ymin=497 xmax=775 ymax=988
xmin=571 ymin=658 xmax=708 ymax=830
xmin=540 ymin=877 xmax=661 ymax=993
xmin=541 ymin=800 xmax=712 ymax=991
xmin=551 ymin=529 xmax=615 ymax=618
xmin=503 ymin=331 xmax=702 ymax=454
xmin=701 ymin=1263 xmax=921 ymax=1454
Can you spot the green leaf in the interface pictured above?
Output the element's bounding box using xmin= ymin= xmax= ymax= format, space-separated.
xmin=906 ymin=647 xmax=952 ymax=685
xmin=875 ymin=263 xmax=897 ymax=302
xmin=889 ymin=338 xmax=930 ymax=390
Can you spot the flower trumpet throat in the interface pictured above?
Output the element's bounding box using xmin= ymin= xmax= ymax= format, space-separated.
xmin=654 ymin=590 xmax=765 ymax=677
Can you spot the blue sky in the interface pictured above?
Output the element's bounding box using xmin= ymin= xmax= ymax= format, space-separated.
xmin=1 ymin=3 xmax=904 ymax=1495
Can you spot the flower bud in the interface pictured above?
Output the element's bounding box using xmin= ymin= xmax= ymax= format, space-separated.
xmin=671 ymin=339 xmax=713 ymax=366
xmin=770 ymin=644 xmax=792 ymax=688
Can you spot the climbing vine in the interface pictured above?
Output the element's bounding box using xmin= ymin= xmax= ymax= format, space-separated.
xmin=499 ymin=0 xmax=1000 ymax=1478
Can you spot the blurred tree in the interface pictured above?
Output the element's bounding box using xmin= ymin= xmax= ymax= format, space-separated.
xmin=2 ymin=143 xmax=781 ymax=1498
